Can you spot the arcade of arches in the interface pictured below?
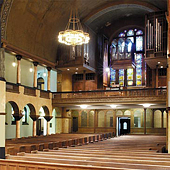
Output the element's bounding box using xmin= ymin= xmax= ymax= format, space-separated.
xmin=0 ymin=0 xmax=170 ymax=162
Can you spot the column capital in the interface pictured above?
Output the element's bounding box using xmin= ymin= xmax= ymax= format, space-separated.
xmin=13 ymin=113 xmax=23 ymax=121
xmin=47 ymin=67 xmax=52 ymax=71
xmin=30 ymin=115 xmax=40 ymax=121
xmin=33 ymin=61 xmax=39 ymax=66
xmin=16 ymin=55 xmax=22 ymax=60
xmin=44 ymin=115 xmax=53 ymax=122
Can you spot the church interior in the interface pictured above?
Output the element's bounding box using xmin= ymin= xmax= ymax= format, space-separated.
xmin=0 ymin=0 xmax=170 ymax=169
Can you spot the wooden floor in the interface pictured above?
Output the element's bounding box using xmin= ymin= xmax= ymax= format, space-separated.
xmin=1 ymin=135 xmax=169 ymax=170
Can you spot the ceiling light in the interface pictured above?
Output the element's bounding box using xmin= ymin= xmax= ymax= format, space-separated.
xmin=29 ymin=68 xmax=33 ymax=72
xmin=75 ymin=72 xmax=78 ymax=74
xmin=58 ymin=9 xmax=90 ymax=46
xmin=140 ymin=104 xmax=151 ymax=108
xmin=67 ymin=68 xmax=70 ymax=71
xmin=12 ymin=62 xmax=16 ymax=67
xmin=80 ymin=105 xmax=88 ymax=109
xmin=110 ymin=105 xmax=117 ymax=108
xmin=76 ymin=68 xmax=78 ymax=70
xmin=161 ymin=66 xmax=163 ymax=68
xmin=43 ymin=72 xmax=47 ymax=77
xmin=106 ymin=67 xmax=110 ymax=72
xmin=158 ymin=62 xmax=160 ymax=64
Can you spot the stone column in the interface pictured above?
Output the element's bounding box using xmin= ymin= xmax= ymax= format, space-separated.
xmin=13 ymin=113 xmax=23 ymax=138
xmin=16 ymin=55 xmax=22 ymax=84
xmin=33 ymin=62 xmax=39 ymax=88
xmin=0 ymin=48 xmax=6 ymax=159
xmin=44 ymin=115 xmax=53 ymax=135
xmin=47 ymin=67 xmax=51 ymax=91
xmin=83 ymin=70 xmax=86 ymax=91
xmin=30 ymin=115 xmax=40 ymax=136
xmin=144 ymin=108 xmax=146 ymax=134
xmin=152 ymin=109 xmax=154 ymax=128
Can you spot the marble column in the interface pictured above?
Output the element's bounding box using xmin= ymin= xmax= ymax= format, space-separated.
xmin=0 ymin=48 xmax=6 ymax=159
xmin=30 ymin=115 xmax=40 ymax=136
xmin=16 ymin=55 xmax=22 ymax=84
xmin=144 ymin=108 xmax=146 ymax=134
xmin=44 ymin=115 xmax=53 ymax=135
xmin=13 ymin=113 xmax=23 ymax=138
xmin=47 ymin=67 xmax=51 ymax=91
xmin=33 ymin=62 xmax=39 ymax=88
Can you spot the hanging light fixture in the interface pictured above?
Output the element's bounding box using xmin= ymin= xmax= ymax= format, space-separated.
xmin=58 ymin=8 xmax=90 ymax=46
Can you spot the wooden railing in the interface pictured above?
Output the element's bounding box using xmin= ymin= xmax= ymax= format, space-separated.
xmin=53 ymin=87 xmax=167 ymax=99
xmin=40 ymin=90 xmax=50 ymax=99
xmin=24 ymin=86 xmax=36 ymax=96
xmin=6 ymin=82 xmax=19 ymax=93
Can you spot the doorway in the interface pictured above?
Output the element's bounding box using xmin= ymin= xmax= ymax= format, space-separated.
xmin=73 ymin=117 xmax=78 ymax=132
xmin=118 ymin=117 xmax=130 ymax=135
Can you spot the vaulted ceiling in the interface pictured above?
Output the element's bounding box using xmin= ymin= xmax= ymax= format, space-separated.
xmin=1 ymin=0 xmax=167 ymax=63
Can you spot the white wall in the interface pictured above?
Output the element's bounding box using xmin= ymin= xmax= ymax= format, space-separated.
xmin=50 ymin=70 xmax=57 ymax=92
xmin=5 ymin=52 xmax=17 ymax=83
xmin=21 ymin=59 xmax=34 ymax=87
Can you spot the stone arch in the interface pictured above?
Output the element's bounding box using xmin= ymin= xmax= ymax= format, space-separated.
xmin=83 ymin=0 xmax=159 ymax=23
xmin=27 ymin=103 xmax=36 ymax=115
xmin=41 ymin=106 xmax=50 ymax=116
xmin=7 ymin=101 xmax=19 ymax=115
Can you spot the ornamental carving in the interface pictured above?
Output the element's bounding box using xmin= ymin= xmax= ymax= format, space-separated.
xmin=1 ymin=0 xmax=13 ymax=39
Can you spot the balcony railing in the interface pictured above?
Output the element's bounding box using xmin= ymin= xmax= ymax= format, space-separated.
xmin=24 ymin=86 xmax=36 ymax=96
xmin=6 ymin=82 xmax=19 ymax=93
xmin=53 ymin=87 xmax=166 ymax=99
xmin=40 ymin=90 xmax=50 ymax=99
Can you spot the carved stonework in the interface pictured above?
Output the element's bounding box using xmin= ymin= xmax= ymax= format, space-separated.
xmin=44 ymin=115 xmax=53 ymax=122
xmin=30 ymin=115 xmax=39 ymax=121
xmin=1 ymin=0 xmax=14 ymax=39
xmin=13 ymin=113 xmax=23 ymax=121
xmin=0 ymin=48 xmax=5 ymax=79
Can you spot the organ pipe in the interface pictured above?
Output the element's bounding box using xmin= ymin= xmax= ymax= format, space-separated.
xmin=147 ymin=20 xmax=149 ymax=49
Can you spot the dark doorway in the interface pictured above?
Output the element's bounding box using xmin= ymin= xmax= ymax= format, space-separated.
xmin=73 ymin=117 xmax=78 ymax=132
xmin=36 ymin=119 xmax=43 ymax=136
xmin=119 ymin=117 xmax=130 ymax=135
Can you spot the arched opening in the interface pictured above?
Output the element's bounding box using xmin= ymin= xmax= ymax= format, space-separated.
xmin=106 ymin=110 xmax=113 ymax=127
xmin=98 ymin=111 xmax=105 ymax=127
xmin=37 ymin=77 xmax=44 ymax=90
xmin=20 ymin=103 xmax=36 ymax=137
xmin=72 ymin=111 xmax=79 ymax=132
xmin=154 ymin=110 xmax=162 ymax=128
xmin=5 ymin=101 xmax=19 ymax=139
xmin=81 ymin=110 xmax=87 ymax=127
xmin=37 ymin=106 xmax=50 ymax=136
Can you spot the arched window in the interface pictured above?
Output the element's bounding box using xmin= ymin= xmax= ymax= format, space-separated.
xmin=110 ymin=28 xmax=144 ymax=87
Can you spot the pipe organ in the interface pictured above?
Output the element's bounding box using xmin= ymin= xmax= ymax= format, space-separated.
xmin=145 ymin=11 xmax=167 ymax=58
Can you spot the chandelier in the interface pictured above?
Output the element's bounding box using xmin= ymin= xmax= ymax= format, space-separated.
xmin=58 ymin=9 xmax=90 ymax=46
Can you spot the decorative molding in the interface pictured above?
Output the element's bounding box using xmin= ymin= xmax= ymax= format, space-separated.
xmin=33 ymin=61 xmax=39 ymax=67
xmin=1 ymin=0 xmax=14 ymax=39
xmin=0 ymin=112 xmax=6 ymax=115
xmin=16 ymin=54 xmax=22 ymax=60
xmin=44 ymin=115 xmax=53 ymax=122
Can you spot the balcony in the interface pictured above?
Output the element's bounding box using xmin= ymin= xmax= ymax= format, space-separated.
xmin=6 ymin=82 xmax=19 ymax=93
xmin=52 ymin=87 xmax=166 ymax=106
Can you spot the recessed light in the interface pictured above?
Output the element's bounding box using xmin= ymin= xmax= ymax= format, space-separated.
xmin=110 ymin=105 xmax=117 ymax=108
xmin=161 ymin=66 xmax=163 ymax=68
xmin=106 ymin=67 xmax=110 ymax=72
xmin=67 ymin=68 xmax=70 ymax=71
xmin=75 ymin=72 xmax=78 ymax=74
xmin=158 ymin=62 xmax=160 ymax=64
xmin=80 ymin=105 xmax=88 ymax=109
xmin=76 ymin=68 xmax=78 ymax=70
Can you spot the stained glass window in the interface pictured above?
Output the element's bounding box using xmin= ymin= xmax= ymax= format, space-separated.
xmin=127 ymin=68 xmax=133 ymax=86
xmin=127 ymin=29 xmax=134 ymax=36
xmin=135 ymin=54 xmax=143 ymax=86
xmin=119 ymin=33 xmax=125 ymax=37
xmin=110 ymin=68 xmax=116 ymax=87
xmin=136 ymin=30 xmax=143 ymax=35
xmin=118 ymin=38 xmax=125 ymax=59
xmin=119 ymin=69 xmax=124 ymax=86
xmin=112 ymin=39 xmax=117 ymax=60
xmin=136 ymin=36 xmax=143 ymax=51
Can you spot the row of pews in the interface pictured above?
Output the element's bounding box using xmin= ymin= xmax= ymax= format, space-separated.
xmin=0 ymin=134 xmax=169 ymax=170
xmin=5 ymin=133 xmax=112 ymax=155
